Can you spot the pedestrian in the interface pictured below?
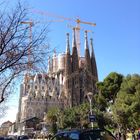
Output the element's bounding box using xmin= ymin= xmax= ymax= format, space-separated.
xmin=115 ymin=132 xmax=121 ymax=140
xmin=115 ymin=133 xmax=118 ymax=140
xmin=126 ymin=130 xmax=132 ymax=140
xmin=131 ymin=128 xmax=136 ymax=140
xmin=137 ymin=129 xmax=140 ymax=140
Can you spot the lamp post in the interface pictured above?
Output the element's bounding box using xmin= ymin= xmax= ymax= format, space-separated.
xmin=87 ymin=92 xmax=94 ymax=129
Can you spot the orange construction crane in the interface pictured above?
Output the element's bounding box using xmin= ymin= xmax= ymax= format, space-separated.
xmin=32 ymin=9 xmax=96 ymax=57
xmin=68 ymin=20 xmax=96 ymax=57
xmin=75 ymin=19 xmax=96 ymax=57
xmin=21 ymin=21 xmax=33 ymax=72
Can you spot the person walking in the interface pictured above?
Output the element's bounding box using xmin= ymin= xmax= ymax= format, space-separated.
xmin=137 ymin=129 xmax=140 ymax=140
xmin=131 ymin=128 xmax=136 ymax=140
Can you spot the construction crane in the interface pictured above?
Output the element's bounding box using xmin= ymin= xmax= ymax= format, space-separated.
xmin=20 ymin=19 xmax=64 ymax=74
xmin=68 ymin=20 xmax=95 ymax=56
xmin=21 ymin=21 xmax=33 ymax=72
xmin=32 ymin=9 xmax=96 ymax=57
xmin=75 ymin=19 xmax=96 ymax=57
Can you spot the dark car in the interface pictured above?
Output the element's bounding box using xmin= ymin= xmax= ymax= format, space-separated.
xmin=4 ymin=137 xmax=15 ymax=140
xmin=0 ymin=137 xmax=5 ymax=140
xmin=51 ymin=128 xmax=116 ymax=140
xmin=17 ymin=135 xmax=29 ymax=140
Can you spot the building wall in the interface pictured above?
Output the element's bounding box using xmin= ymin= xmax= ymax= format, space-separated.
xmin=17 ymin=32 xmax=98 ymax=132
xmin=0 ymin=121 xmax=12 ymax=136
xmin=18 ymin=71 xmax=65 ymax=123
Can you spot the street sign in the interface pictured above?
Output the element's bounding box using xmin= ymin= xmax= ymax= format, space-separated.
xmin=89 ymin=114 xmax=96 ymax=122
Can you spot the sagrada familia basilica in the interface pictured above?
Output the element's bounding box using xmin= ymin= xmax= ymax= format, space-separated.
xmin=16 ymin=29 xmax=98 ymax=133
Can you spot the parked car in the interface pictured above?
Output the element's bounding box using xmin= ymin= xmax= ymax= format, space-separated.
xmin=4 ymin=136 xmax=15 ymax=140
xmin=51 ymin=128 xmax=116 ymax=140
xmin=17 ymin=135 xmax=29 ymax=140
xmin=0 ymin=137 xmax=5 ymax=140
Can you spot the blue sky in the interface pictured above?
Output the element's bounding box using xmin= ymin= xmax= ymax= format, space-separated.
xmin=0 ymin=0 xmax=140 ymax=124
xmin=27 ymin=0 xmax=140 ymax=80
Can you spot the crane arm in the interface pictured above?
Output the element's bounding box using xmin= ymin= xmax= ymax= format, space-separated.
xmin=76 ymin=19 xmax=96 ymax=26
xmin=32 ymin=9 xmax=72 ymax=21
xmin=20 ymin=21 xmax=33 ymax=26
xmin=32 ymin=9 xmax=96 ymax=26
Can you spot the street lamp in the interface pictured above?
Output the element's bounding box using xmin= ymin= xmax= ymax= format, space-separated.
xmin=87 ymin=92 xmax=94 ymax=129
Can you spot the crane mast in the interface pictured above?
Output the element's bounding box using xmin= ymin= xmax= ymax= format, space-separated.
xmin=21 ymin=21 xmax=33 ymax=73
xmin=75 ymin=22 xmax=80 ymax=57
xmin=32 ymin=10 xmax=96 ymax=57
xmin=71 ymin=19 xmax=96 ymax=57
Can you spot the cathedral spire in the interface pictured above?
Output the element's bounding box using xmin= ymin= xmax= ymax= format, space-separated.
xmin=85 ymin=30 xmax=89 ymax=50
xmin=90 ymin=38 xmax=95 ymax=58
xmin=65 ymin=33 xmax=71 ymax=76
xmin=84 ymin=31 xmax=91 ymax=72
xmin=53 ymin=48 xmax=56 ymax=57
xmin=66 ymin=33 xmax=70 ymax=54
xmin=90 ymin=38 xmax=98 ymax=80
xmin=72 ymin=28 xmax=79 ymax=72
xmin=72 ymin=28 xmax=77 ymax=48
xmin=65 ymin=32 xmax=72 ymax=107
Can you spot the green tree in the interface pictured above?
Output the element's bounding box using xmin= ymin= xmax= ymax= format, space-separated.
xmin=59 ymin=103 xmax=90 ymax=129
xmin=61 ymin=107 xmax=78 ymax=129
xmin=93 ymin=92 xmax=107 ymax=111
xmin=96 ymin=72 xmax=123 ymax=103
xmin=92 ymin=95 xmax=115 ymax=129
xmin=44 ymin=107 xmax=60 ymax=134
xmin=77 ymin=103 xmax=90 ymax=128
xmin=112 ymin=74 xmax=140 ymax=130
xmin=93 ymin=72 xmax=123 ymax=128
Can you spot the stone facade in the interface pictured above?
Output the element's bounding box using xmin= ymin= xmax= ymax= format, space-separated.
xmin=17 ymin=73 xmax=64 ymax=123
xmin=0 ymin=121 xmax=12 ymax=136
xmin=17 ymin=29 xmax=98 ymax=132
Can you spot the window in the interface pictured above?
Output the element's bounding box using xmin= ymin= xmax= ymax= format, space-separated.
xmin=35 ymin=85 xmax=37 ymax=89
xmin=42 ymin=86 xmax=45 ymax=90
xmin=81 ymin=130 xmax=115 ymax=140
xmin=69 ymin=132 xmax=79 ymax=140
xmin=28 ymin=85 xmax=30 ymax=89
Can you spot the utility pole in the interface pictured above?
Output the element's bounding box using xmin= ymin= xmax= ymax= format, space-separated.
xmin=87 ymin=92 xmax=94 ymax=129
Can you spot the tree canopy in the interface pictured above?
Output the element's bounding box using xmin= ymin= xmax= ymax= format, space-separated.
xmin=112 ymin=74 xmax=140 ymax=129
xmin=96 ymin=72 xmax=123 ymax=102
xmin=95 ymin=72 xmax=123 ymax=111
xmin=44 ymin=73 xmax=140 ymax=134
